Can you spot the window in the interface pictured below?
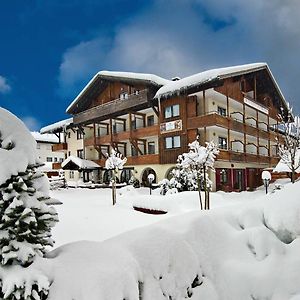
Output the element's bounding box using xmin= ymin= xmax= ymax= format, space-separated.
xmin=220 ymin=169 xmax=228 ymax=184
xmin=131 ymin=145 xmax=138 ymax=157
xmin=59 ymin=158 xmax=64 ymax=162
xmin=77 ymin=130 xmax=84 ymax=140
xmin=120 ymin=169 xmax=132 ymax=183
xmin=164 ymin=104 xmax=180 ymax=119
xmin=70 ymin=171 xmax=74 ymax=179
xmin=54 ymin=157 xmax=58 ymax=162
xmin=68 ymin=132 xmax=71 ymax=139
xmin=112 ymin=124 xmax=117 ymax=134
xmin=218 ymin=106 xmax=227 ymax=117
xmin=77 ymin=149 xmax=84 ymax=159
xmin=131 ymin=119 xmax=136 ymax=130
xmin=120 ymin=92 xmax=128 ymax=100
xmin=36 ymin=143 xmax=41 ymax=149
xmin=148 ymin=142 xmax=155 ymax=154
xmin=68 ymin=151 xmax=71 ymax=157
xmin=218 ymin=137 xmax=227 ymax=150
xmin=147 ymin=115 xmax=155 ymax=126
xmin=165 ymin=136 xmax=181 ymax=149
xmin=46 ymin=157 xmax=52 ymax=162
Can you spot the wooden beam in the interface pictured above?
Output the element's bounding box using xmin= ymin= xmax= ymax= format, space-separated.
xmin=152 ymin=105 xmax=159 ymax=117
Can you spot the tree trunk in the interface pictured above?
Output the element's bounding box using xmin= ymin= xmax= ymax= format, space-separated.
xmin=291 ymin=169 xmax=295 ymax=184
xmin=197 ymin=173 xmax=203 ymax=210
xmin=112 ymin=170 xmax=117 ymax=205
xmin=204 ymin=168 xmax=208 ymax=210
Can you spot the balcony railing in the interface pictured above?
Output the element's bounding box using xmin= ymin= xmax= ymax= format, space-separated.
xmin=52 ymin=162 xmax=62 ymax=170
xmin=52 ymin=143 xmax=68 ymax=152
xmin=217 ymin=150 xmax=278 ymax=165
xmin=84 ymin=124 xmax=159 ymax=146
xmin=74 ymin=89 xmax=151 ymax=125
xmin=93 ymin=154 xmax=160 ymax=166
xmin=187 ymin=112 xmax=281 ymax=141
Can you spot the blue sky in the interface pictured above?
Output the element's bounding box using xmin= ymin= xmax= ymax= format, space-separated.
xmin=0 ymin=0 xmax=300 ymax=130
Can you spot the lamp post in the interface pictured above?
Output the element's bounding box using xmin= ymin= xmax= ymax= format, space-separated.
xmin=147 ymin=173 xmax=155 ymax=195
xmin=261 ymin=170 xmax=271 ymax=194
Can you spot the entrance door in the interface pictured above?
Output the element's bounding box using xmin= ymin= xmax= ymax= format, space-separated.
xmin=233 ymin=169 xmax=245 ymax=191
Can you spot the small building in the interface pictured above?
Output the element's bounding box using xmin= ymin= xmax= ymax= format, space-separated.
xmin=31 ymin=131 xmax=65 ymax=174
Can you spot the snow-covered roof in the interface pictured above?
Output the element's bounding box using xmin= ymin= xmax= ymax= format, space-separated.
xmin=273 ymin=151 xmax=300 ymax=173
xmin=40 ymin=118 xmax=73 ymax=134
xmin=31 ymin=131 xmax=59 ymax=143
xmin=66 ymin=71 xmax=170 ymax=114
xmin=155 ymin=63 xmax=285 ymax=104
xmin=61 ymin=156 xmax=100 ymax=170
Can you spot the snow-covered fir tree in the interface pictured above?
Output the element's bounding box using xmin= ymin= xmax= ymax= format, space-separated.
xmin=105 ymin=149 xmax=127 ymax=205
xmin=0 ymin=166 xmax=58 ymax=266
xmin=0 ymin=107 xmax=58 ymax=299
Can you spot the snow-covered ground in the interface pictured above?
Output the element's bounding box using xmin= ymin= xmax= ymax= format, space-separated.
xmin=25 ymin=179 xmax=298 ymax=300
xmin=50 ymin=180 xmax=286 ymax=248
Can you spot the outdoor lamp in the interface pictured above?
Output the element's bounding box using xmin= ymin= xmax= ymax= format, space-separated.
xmin=147 ymin=173 xmax=155 ymax=195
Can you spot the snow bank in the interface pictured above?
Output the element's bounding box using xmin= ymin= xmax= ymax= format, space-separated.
xmin=30 ymin=181 xmax=300 ymax=300
xmin=0 ymin=107 xmax=38 ymax=185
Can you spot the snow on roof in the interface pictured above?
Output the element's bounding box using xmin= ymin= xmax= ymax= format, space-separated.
xmin=40 ymin=118 xmax=73 ymax=134
xmin=61 ymin=156 xmax=100 ymax=170
xmin=31 ymin=131 xmax=59 ymax=143
xmin=155 ymin=63 xmax=269 ymax=99
xmin=273 ymin=151 xmax=300 ymax=173
xmin=66 ymin=71 xmax=170 ymax=113
xmin=98 ymin=71 xmax=170 ymax=86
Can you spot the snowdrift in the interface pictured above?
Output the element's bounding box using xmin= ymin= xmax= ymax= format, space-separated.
xmin=25 ymin=181 xmax=300 ymax=300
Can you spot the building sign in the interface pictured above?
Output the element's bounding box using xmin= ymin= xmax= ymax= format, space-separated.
xmin=160 ymin=119 xmax=183 ymax=134
xmin=244 ymin=98 xmax=269 ymax=115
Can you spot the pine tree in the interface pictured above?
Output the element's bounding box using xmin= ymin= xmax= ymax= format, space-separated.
xmin=0 ymin=165 xmax=58 ymax=266
xmin=0 ymin=107 xmax=58 ymax=299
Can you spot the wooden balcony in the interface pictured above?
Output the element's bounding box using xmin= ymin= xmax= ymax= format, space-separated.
xmin=187 ymin=113 xmax=283 ymax=142
xmin=126 ymin=154 xmax=160 ymax=165
xmin=52 ymin=143 xmax=67 ymax=152
xmin=52 ymin=162 xmax=62 ymax=170
xmin=74 ymin=89 xmax=151 ymax=125
xmin=131 ymin=125 xmax=159 ymax=139
xmin=217 ymin=150 xmax=273 ymax=165
xmin=93 ymin=154 xmax=160 ymax=167
xmin=84 ymin=125 xmax=159 ymax=147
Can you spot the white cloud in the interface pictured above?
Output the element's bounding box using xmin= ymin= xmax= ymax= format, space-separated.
xmin=57 ymin=0 xmax=300 ymax=110
xmin=0 ymin=76 xmax=11 ymax=94
xmin=21 ymin=116 xmax=41 ymax=131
